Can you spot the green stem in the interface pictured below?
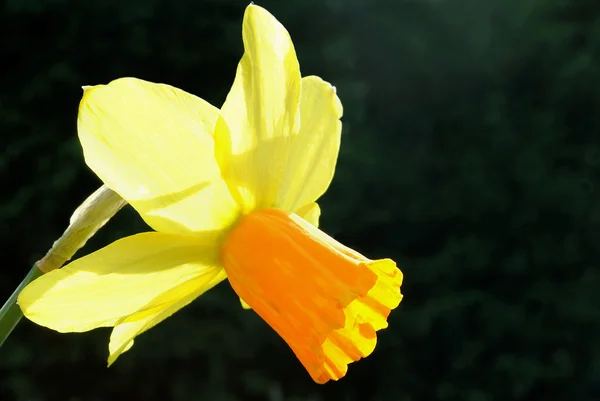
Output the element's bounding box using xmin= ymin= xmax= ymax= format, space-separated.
xmin=0 ymin=265 xmax=43 ymax=347
xmin=0 ymin=186 xmax=125 ymax=348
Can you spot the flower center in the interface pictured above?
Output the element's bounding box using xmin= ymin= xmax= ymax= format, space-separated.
xmin=221 ymin=208 xmax=403 ymax=383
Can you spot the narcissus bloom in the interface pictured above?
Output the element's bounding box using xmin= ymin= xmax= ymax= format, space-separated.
xmin=18 ymin=4 xmax=402 ymax=383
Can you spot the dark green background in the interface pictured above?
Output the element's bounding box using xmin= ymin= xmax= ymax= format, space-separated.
xmin=1 ymin=0 xmax=599 ymax=400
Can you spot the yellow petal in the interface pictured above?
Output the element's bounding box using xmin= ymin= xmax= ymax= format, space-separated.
xmin=78 ymin=77 xmax=240 ymax=235
xmin=239 ymin=298 xmax=252 ymax=310
xmin=277 ymin=76 xmax=343 ymax=212
xmin=295 ymin=202 xmax=321 ymax=227
xmin=215 ymin=4 xmax=301 ymax=212
xmin=108 ymin=267 xmax=227 ymax=365
xmin=18 ymin=232 xmax=226 ymax=333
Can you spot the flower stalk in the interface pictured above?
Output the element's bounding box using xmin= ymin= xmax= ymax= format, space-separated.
xmin=0 ymin=185 xmax=126 ymax=346
xmin=0 ymin=264 xmax=43 ymax=347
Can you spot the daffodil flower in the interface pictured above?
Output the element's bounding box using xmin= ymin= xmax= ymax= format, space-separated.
xmin=18 ymin=4 xmax=403 ymax=383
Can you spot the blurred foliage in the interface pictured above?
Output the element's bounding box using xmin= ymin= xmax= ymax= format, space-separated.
xmin=1 ymin=0 xmax=600 ymax=400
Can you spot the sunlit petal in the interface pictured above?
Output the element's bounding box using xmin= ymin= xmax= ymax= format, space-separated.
xmin=239 ymin=298 xmax=252 ymax=310
xmin=216 ymin=4 xmax=301 ymax=211
xmin=108 ymin=268 xmax=227 ymax=365
xmin=78 ymin=77 xmax=240 ymax=235
xmin=18 ymin=232 xmax=226 ymax=332
xmin=277 ymin=76 xmax=342 ymax=212
xmin=295 ymin=202 xmax=321 ymax=227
